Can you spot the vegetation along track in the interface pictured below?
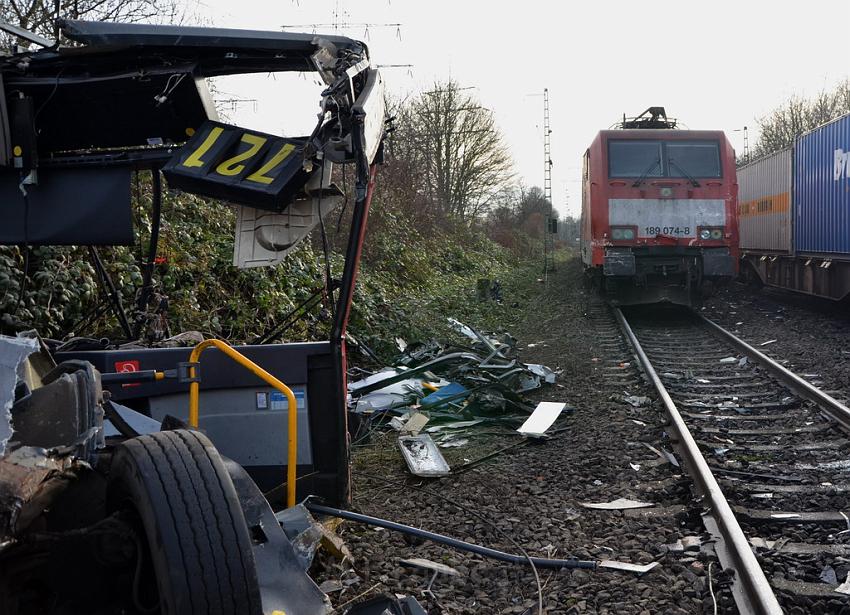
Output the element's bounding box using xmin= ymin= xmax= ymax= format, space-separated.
xmin=615 ymin=305 xmax=850 ymax=615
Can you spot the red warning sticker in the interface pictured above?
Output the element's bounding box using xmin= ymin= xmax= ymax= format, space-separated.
xmin=114 ymin=360 xmax=141 ymax=387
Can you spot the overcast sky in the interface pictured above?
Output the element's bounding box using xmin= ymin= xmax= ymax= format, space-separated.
xmin=198 ymin=0 xmax=850 ymax=217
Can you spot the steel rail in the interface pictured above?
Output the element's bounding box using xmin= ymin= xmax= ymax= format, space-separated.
xmin=613 ymin=308 xmax=782 ymax=615
xmin=697 ymin=313 xmax=850 ymax=431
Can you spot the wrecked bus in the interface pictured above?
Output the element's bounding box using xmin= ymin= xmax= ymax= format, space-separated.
xmin=0 ymin=18 xmax=405 ymax=615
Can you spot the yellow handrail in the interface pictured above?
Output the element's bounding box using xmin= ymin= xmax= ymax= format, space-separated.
xmin=187 ymin=339 xmax=298 ymax=508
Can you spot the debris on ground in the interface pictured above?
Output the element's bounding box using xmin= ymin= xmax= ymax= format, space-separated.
xmin=399 ymin=557 xmax=461 ymax=599
xmin=347 ymin=318 xmax=567 ymax=475
xmin=580 ymin=497 xmax=654 ymax=510
xmin=397 ymin=412 xmax=429 ymax=436
xmin=398 ymin=434 xmax=452 ymax=477
xmin=517 ymin=401 xmax=567 ymax=437
xmin=342 ymin=595 xmax=428 ymax=615
xmin=598 ymin=560 xmax=660 ymax=574
xmin=835 ymin=573 xmax=850 ymax=595
xmin=276 ymin=503 xmax=353 ymax=569
xmin=623 ymin=394 xmax=651 ymax=408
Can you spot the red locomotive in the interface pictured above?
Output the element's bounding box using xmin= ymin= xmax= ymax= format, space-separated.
xmin=580 ymin=108 xmax=739 ymax=305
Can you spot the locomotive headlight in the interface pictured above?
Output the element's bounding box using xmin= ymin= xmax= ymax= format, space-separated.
xmin=699 ymin=228 xmax=712 ymax=240
xmin=611 ymin=228 xmax=624 ymax=240
xmin=622 ymin=228 xmax=635 ymax=240
xmin=710 ymin=228 xmax=724 ymax=240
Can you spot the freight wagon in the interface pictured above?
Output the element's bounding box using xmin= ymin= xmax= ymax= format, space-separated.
xmin=739 ymin=113 xmax=850 ymax=301
xmin=581 ymin=107 xmax=740 ymax=306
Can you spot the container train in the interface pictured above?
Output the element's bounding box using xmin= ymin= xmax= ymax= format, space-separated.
xmin=580 ymin=108 xmax=739 ymax=306
xmin=738 ymin=112 xmax=850 ymax=301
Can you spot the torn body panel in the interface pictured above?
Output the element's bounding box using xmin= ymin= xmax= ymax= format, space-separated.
xmin=1 ymin=19 xmax=385 ymax=255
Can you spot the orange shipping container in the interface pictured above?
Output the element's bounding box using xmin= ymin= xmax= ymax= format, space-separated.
xmin=737 ymin=148 xmax=792 ymax=253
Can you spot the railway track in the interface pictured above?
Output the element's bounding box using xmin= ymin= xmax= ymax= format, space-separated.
xmin=614 ymin=305 xmax=850 ymax=615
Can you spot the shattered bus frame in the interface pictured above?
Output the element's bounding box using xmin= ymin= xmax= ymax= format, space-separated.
xmin=0 ymin=18 xmax=392 ymax=615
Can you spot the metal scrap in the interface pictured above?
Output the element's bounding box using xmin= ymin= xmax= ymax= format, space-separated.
xmin=276 ymin=503 xmax=353 ymax=570
xmin=525 ymin=363 xmax=557 ymax=384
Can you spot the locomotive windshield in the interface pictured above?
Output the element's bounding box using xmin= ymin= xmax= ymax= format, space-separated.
xmin=608 ymin=139 xmax=722 ymax=178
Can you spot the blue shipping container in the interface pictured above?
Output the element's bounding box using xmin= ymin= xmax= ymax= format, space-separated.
xmin=794 ymin=113 xmax=850 ymax=256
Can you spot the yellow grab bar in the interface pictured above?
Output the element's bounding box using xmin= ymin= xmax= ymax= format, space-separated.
xmin=187 ymin=339 xmax=298 ymax=508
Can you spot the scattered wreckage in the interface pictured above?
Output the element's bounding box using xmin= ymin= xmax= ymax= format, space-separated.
xmin=347 ymin=318 xmax=566 ymax=476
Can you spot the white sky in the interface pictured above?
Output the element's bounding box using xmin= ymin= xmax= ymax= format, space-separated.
xmin=196 ymin=0 xmax=850 ymax=217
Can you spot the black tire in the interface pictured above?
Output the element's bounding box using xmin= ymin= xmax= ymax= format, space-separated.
xmin=109 ymin=429 xmax=262 ymax=615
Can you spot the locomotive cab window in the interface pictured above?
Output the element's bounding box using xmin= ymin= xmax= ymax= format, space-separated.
xmin=608 ymin=141 xmax=663 ymax=177
xmin=667 ymin=141 xmax=721 ymax=178
xmin=608 ymin=139 xmax=722 ymax=178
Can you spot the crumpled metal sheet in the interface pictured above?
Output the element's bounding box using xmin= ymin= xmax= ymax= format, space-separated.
xmin=0 ymin=447 xmax=76 ymax=541
xmin=0 ymin=335 xmax=39 ymax=456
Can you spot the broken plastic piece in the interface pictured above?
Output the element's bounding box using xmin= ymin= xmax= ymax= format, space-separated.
xmin=836 ymin=573 xmax=850 ymax=595
xmin=400 ymin=557 xmax=460 ymax=577
xmin=438 ymin=438 xmax=469 ymax=448
xmin=525 ymin=363 xmax=557 ymax=384
xmin=398 ymin=434 xmax=451 ymax=477
xmin=719 ymin=357 xmax=737 ymax=364
xmin=425 ymin=420 xmax=483 ymax=433
xmin=598 ymin=560 xmax=659 ymax=574
xmin=624 ymin=395 xmax=650 ymax=408
xmin=399 ymin=412 xmax=429 ymax=436
xmin=580 ymin=498 xmax=653 ymax=510
xmin=517 ymin=401 xmax=566 ymax=437
xmin=420 ymin=382 xmax=468 ymax=406
xmin=821 ymin=565 xmax=838 ymax=585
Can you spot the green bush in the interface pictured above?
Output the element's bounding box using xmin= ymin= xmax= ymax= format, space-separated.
xmin=0 ymin=174 xmax=540 ymax=351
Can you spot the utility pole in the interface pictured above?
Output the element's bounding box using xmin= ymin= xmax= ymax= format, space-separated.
xmin=734 ymin=126 xmax=749 ymax=165
xmin=543 ymin=88 xmax=555 ymax=277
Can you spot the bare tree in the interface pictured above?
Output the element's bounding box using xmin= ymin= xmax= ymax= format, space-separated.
xmin=406 ymin=80 xmax=514 ymax=221
xmin=752 ymin=79 xmax=850 ymax=159
xmin=2 ymin=0 xmax=184 ymax=46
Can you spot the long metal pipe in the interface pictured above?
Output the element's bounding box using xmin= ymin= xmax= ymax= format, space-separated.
xmin=187 ymin=339 xmax=299 ymax=508
xmin=613 ymin=308 xmax=781 ymax=615
xmin=304 ymin=502 xmax=597 ymax=570
xmin=698 ymin=313 xmax=850 ymax=431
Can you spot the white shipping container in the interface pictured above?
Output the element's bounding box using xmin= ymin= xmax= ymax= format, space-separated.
xmin=737 ymin=148 xmax=792 ymax=253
